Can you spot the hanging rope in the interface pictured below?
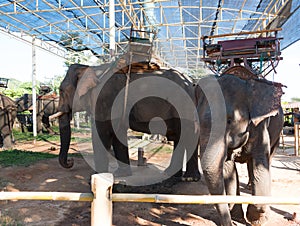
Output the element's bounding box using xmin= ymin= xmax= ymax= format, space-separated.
xmin=209 ymin=0 xmax=223 ymax=44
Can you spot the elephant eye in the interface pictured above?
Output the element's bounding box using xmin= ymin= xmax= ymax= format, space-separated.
xmin=227 ymin=118 xmax=232 ymax=125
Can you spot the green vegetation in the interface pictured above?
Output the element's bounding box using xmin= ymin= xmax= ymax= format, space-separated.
xmin=13 ymin=127 xmax=91 ymax=143
xmin=2 ymin=79 xmax=33 ymax=99
xmin=0 ymin=213 xmax=22 ymax=226
xmin=0 ymin=149 xmax=83 ymax=168
xmin=291 ymin=97 xmax=300 ymax=102
xmin=149 ymin=145 xmax=173 ymax=154
xmin=0 ymin=149 xmax=57 ymax=167
xmin=13 ymin=129 xmax=61 ymax=142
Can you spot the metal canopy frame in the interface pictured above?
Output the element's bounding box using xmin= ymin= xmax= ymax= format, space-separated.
xmin=0 ymin=0 xmax=297 ymax=76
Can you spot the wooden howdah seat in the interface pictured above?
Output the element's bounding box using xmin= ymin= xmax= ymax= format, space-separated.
xmin=201 ymin=29 xmax=283 ymax=76
xmin=205 ymin=37 xmax=280 ymax=58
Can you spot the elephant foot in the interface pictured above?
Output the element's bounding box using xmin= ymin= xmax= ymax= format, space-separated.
xmin=246 ymin=180 xmax=252 ymax=190
xmin=230 ymin=204 xmax=246 ymax=224
xmin=161 ymin=175 xmax=182 ymax=188
xmin=114 ymin=166 xmax=132 ymax=177
xmin=181 ymin=171 xmax=201 ymax=182
xmin=59 ymin=157 xmax=74 ymax=168
xmin=164 ymin=167 xmax=183 ymax=178
xmin=246 ymin=204 xmax=269 ymax=226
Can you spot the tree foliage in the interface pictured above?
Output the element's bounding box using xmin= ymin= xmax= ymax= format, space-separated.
xmin=1 ymin=79 xmax=35 ymax=99
xmin=291 ymin=97 xmax=300 ymax=102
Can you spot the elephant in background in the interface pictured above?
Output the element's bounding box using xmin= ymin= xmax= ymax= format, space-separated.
xmin=15 ymin=93 xmax=59 ymax=134
xmin=54 ymin=63 xmax=200 ymax=180
xmin=0 ymin=94 xmax=17 ymax=149
xmin=195 ymin=74 xmax=284 ymax=226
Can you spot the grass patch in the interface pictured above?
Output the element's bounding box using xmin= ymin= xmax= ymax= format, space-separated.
xmin=13 ymin=129 xmax=61 ymax=142
xmin=0 ymin=214 xmax=22 ymax=226
xmin=149 ymin=145 xmax=173 ymax=154
xmin=0 ymin=150 xmax=83 ymax=168
xmin=0 ymin=149 xmax=57 ymax=167
xmin=73 ymin=136 xmax=92 ymax=143
xmin=13 ymin=126 xmax=91 ymax=143
xmin=72 ymin=126 xmax=91 ymax=133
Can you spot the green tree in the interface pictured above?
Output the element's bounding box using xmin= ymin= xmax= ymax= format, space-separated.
xmin=43 ymin=75 xmax=64 ymax=94
xmin=291 ymin=97 xmax=300 ymax=102
xmin=2 ymin=80 xmax=39 ymax=99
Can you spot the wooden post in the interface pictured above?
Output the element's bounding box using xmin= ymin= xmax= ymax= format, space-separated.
xmin=138 ymin=147 xmax=144 ymax=166
xmin=294 ymin=123 xmax=300 ymax=156
xmin=91 ymin=173 xmax=114 ymax=226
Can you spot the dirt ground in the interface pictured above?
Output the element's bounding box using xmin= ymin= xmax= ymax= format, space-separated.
xmin=1 ymin=133 xmax=300 ymax=226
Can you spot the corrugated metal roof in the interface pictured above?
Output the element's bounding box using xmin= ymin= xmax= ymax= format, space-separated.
xmin=0 ymin=0 xmax=298 ymax=74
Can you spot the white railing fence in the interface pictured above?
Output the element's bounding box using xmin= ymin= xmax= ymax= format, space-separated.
xmin=1 ymin=173 xmax=299 ymax=226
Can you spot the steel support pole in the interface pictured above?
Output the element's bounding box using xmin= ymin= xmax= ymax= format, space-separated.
xmin=32 ymin=36 xmax=37 ymax=138
xmin=109 ymin=0 xmax=116 ymax=59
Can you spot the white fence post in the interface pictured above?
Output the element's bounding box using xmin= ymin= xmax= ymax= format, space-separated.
xmin=91 ymin=173 xmax=114 ymax=226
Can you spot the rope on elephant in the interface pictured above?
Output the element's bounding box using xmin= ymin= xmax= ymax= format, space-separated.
xmin=116 ymin=60 xmax=160 ymax=74
xmin=121 ymin=52 xmax=133 ymax=128
xmin=221 ymin=65 xmax=258 ymax=80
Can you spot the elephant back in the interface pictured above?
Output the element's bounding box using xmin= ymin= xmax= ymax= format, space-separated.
xmin=221 ymin=65 xmax=258 ymax=80
xmin=95 ymin=68 xmax=195 ymax=122
xmin=0 ymin=94 xmax=16 ymax=112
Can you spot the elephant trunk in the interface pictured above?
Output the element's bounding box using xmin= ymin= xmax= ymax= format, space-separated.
xmin=58 ymin=113 xmax=74 ymax=168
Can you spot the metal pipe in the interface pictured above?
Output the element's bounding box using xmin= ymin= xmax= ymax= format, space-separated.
xmin=32 ymin=36 xmax=37 ymax=138
xmin=109 ymin=0 xmax=115 ymax=58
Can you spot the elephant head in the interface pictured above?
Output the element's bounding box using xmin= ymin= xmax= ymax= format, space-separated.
xmin=53 ymin=64 xmax=98 ymax=168
xmin=196 ymin=74 xmax=282 ymax=151
xmin=15 ymin=93 xmax=32 ymax=112
xmin=53 ymin=63 xmax=114 ymax=169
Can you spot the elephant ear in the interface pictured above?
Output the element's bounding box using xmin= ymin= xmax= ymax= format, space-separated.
xmin=76 ymin=67 xmax=99 ymax=98
xmin=247 ymin=79 xmax=284 ymax=126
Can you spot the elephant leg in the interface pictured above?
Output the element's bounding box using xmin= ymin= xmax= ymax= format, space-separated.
xmin=42 ymin=115 xmax=55 ymax=134
xmin=37 ymin=115 xmax=43 ymax=134
xmin=93 ymin=120 xmax=111 ymax=173
xmin=21 ymin=123 xmax=25 ymax=133
xmin=0 ymin=135 xmax=3 ymax=147
xmin=182 ymin=146 xmax=201 ymax=182
xmin=2 ymin=125 xmax=13 ymax=149
xmin=224 ymin=160 xmax=245 ymax=223
xmin=246 ymin=158 xmax=270 ymax=225
xmin=201 ymin=142 xmax=233 ymax=226
xmin=246 ymin=123 xmax=271 ymax=225
xmin=246 ymin=161 xmax=253 ymax=190
xmin=111 ymin=125 xmax=132 ymax=177
xmin=182 ymin=119 xmax=201 ymax=182
xmin=164 ymin=137 xmax=184 ymax=178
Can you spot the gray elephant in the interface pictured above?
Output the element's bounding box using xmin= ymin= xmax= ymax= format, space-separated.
xmin=53 ymin=63 xmax=200 ymax=180
xmin=15 ymin=93 xmax=59 ymax=134
xmin=0 ymin=94 xmax=17 ymax=149
xmin=195 ymin=74 xmax=284 ymax=226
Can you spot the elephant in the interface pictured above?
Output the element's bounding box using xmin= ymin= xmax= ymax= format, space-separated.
xmin=195 ymin=74 xmax=284 ymax=226
xmin=15 ymin=93 xmax=59 ymax=134
xmin=53 ymin=63 xmax=200 ymax=180
xmin=0 ymin=94 xmax=17 ymax=149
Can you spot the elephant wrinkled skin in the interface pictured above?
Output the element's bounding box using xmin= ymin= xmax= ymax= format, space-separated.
xmin=195 ymin=74 xmax=284 ymax=226
xmin=56 ymin=63 xmax=200 ymax=180
xmin=15 ymin=93 xmax=59 ymax=134
xmin=0 ymin=94 xmax=17 ymax=149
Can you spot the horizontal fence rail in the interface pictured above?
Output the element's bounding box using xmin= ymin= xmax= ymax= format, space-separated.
xmin=1 ymin=173 xmax=299 ymax=226
xmin=1 ymin=192 xmax=300 ymax=205
xmin=0 ymin=192 xmax=93 ymax=202
xmin=112 ymin=194 xmax=300 ymax=205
